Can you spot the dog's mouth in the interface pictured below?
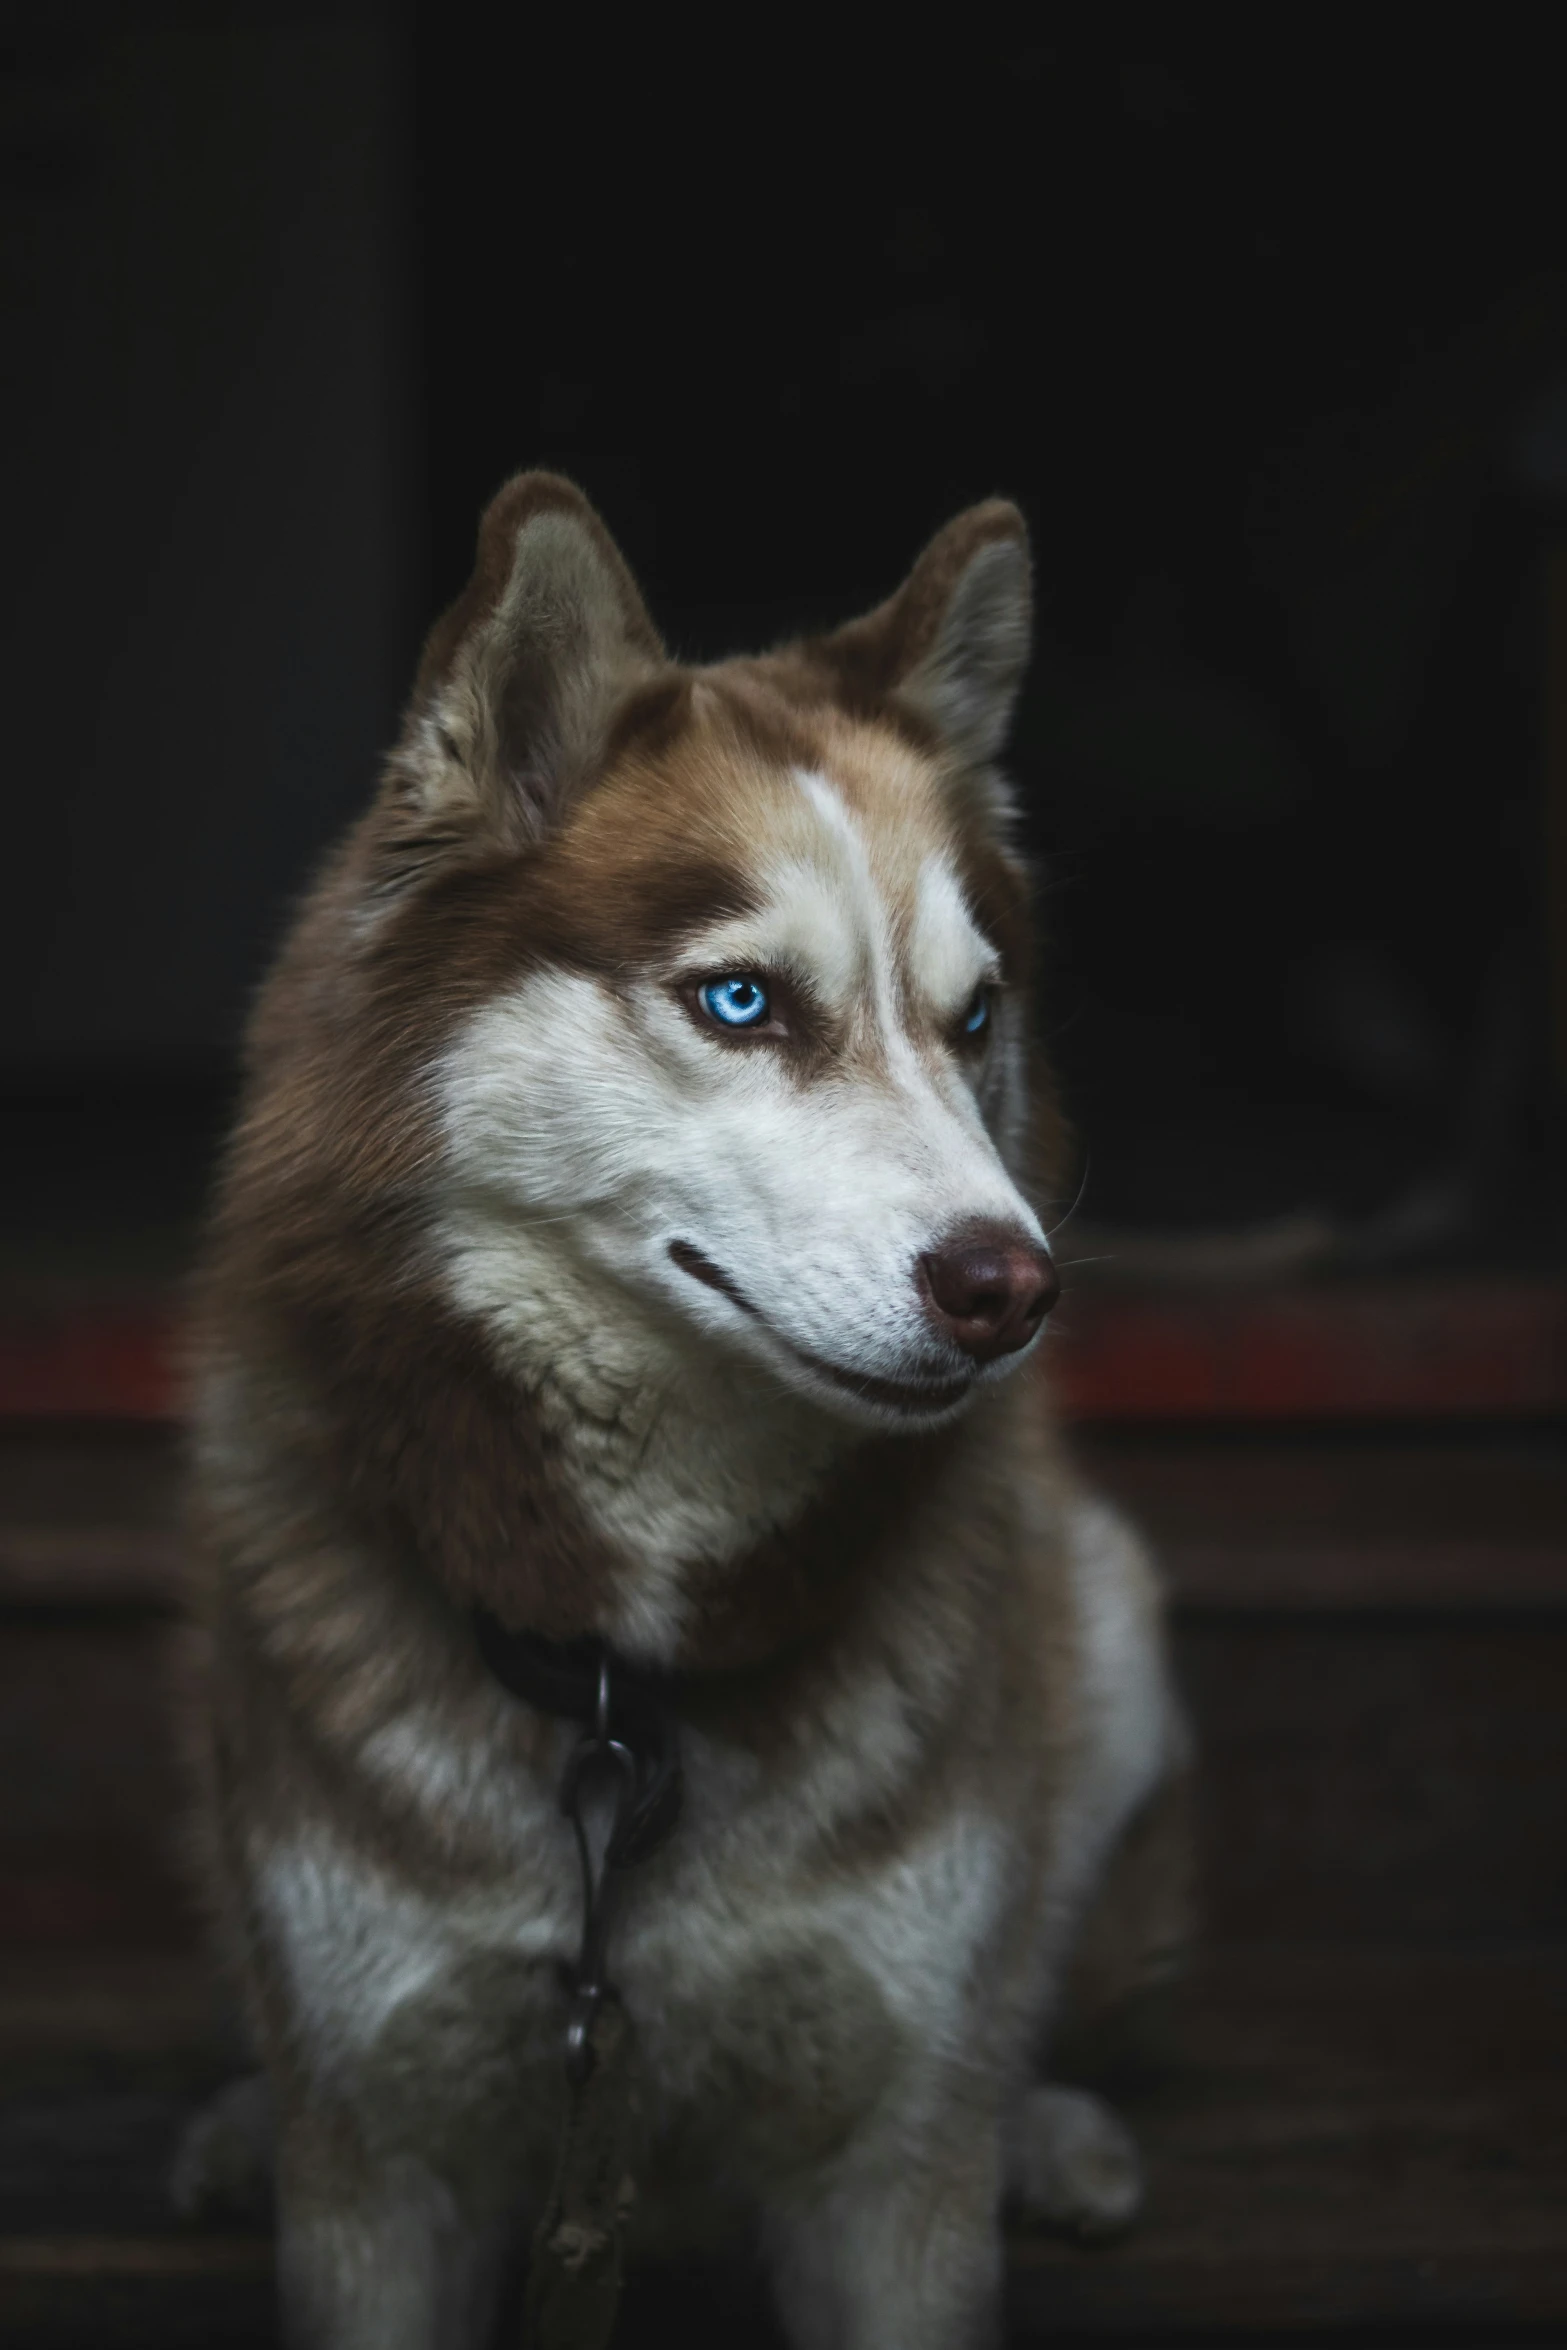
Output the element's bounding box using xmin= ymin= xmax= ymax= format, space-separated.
xmin=667 ymin=1240 xmax=973 ymax=1418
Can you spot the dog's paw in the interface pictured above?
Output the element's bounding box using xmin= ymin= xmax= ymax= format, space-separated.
xmin=170 ymin=2072 xmax=275 ymax=2224
xmin=1005 ymin=2083 xmax=1145 ymax=2242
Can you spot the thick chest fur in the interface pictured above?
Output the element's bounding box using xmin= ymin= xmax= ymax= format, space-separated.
xmin=255 ymin=1799 xmax=984 ymax=2215
xmin=234 ymin=1489 xmax=1172 ymax=2218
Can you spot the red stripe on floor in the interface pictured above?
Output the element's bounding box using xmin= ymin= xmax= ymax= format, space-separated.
xmin=0 ymin=1306 xmax=179 ymax=1421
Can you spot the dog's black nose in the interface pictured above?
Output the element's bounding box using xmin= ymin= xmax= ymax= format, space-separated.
xmin=920 ymin=1229 xmax=1058 ymax=1362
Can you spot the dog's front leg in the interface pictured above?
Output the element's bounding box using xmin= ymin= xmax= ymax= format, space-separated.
xmin=274 ymin=2103 xmax=509 ymax=2350
xmin=763 ymin=2120 xmax=1004 ymax=2350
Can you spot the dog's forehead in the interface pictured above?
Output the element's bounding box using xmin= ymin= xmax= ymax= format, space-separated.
xmin=765 ymin=761 xmax=996 ymax=1004
xmin=578 ymin=684 xmax=988 ymax=984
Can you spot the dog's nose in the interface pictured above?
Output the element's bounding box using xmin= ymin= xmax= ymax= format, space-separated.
xmin=919 ymin=1229 xmax=1059 ymax=1362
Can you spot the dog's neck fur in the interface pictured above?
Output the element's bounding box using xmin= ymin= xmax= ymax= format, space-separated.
xmin=436 ymin=1210 xmax=857 ymax=1663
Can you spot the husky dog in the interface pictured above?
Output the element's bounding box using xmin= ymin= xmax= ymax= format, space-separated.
xmin=181 ymin=474 xmax=1191 ymax=2349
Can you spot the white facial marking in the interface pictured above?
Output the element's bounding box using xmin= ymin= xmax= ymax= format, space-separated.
xmin=794 ymin=769 xmax=902 ymax=1038
xmin=911 ymin=857 xmax=998 ymax=1019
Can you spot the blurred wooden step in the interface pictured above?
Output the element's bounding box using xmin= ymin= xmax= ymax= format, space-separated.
xmin=1082 ymin=1428 xmax=1567 ymax=1609
xmin=1009 ymin=1942 xmax=1567 ymax=2341
xmin=0 ymin=1952 xmax=267 ymax=2346
xmin=0 ymin=1426 xmax=182 ymax=1607
xmin=1054 ymin=1278 xmax=1567 ymax=1421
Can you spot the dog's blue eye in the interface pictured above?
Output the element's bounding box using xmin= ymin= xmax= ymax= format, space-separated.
xmin=964 ymin=988 xmax=990 ymax=1036
xmin=700 ymin=975 xmax=769 ymax=1029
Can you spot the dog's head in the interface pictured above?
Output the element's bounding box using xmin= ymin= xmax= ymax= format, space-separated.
xmin=341 ymin=475 xmax=1060 ymax=1434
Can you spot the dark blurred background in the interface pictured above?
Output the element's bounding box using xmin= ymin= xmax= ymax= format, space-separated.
xmin=7 ymin=4 xmax=1567 ymax=1262
xmin=6 ymin=14 xmax=1567 ymax=2347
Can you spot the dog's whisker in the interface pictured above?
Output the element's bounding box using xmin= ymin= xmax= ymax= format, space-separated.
xmin=1045 ymin=1151 xmax=1092 ymax=1243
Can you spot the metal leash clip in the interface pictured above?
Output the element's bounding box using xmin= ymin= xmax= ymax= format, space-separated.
xmin=475 ymin=1616 xmax=685 ymax=2349
xmin=559 ymin=1653 xmax=640 ymax=2083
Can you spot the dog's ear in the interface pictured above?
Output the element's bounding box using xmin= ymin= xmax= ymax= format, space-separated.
xmin=375 ymin=473 xmax=663 ymax=889
xmin=818 ymin=500 xmax=1032 ymax=769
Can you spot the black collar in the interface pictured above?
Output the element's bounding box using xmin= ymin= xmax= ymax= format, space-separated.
xmin=473 ymin=1609 xmax=683 ymax=1867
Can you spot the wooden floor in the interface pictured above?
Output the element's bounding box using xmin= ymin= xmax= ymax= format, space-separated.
xmin=2 ymin=1414 xmax=1566 ymax=2345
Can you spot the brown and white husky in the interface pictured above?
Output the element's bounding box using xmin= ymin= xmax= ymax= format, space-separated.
xmin=179 ymin=473 xmax=1192 ymax=2348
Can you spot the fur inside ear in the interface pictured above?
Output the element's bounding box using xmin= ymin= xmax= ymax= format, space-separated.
xmin=900 ymin=518 xmax=1031 ymax=764
xmin=376 ymin=474 xmax=664 ymax=889
xmin=819 ymin=500 xmax=1033 ymax=768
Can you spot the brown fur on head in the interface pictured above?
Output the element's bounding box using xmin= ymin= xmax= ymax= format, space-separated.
xmin=201 ymin=472 xmax=1063 ymax=1662
xmin=375 ymin=473 xmax=1031 ymax=894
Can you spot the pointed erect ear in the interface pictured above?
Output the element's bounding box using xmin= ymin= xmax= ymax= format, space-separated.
xmin=821 ymin=500 xmax=1032 ymax=767
xmin=377 ymin=473 xmax=664 ymax=886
